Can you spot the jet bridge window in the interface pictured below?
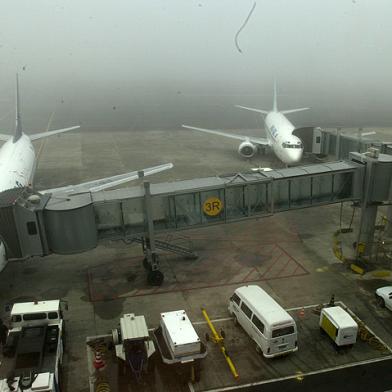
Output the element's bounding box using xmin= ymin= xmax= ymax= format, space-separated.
xmin=27 ymin=221 xmax=37 ymax=235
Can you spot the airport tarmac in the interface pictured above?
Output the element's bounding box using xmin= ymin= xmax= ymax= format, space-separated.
xmin=1 ymin=128 xmax=392 ymax=392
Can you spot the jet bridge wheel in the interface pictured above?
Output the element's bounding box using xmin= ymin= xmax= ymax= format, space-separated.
xmin=147 ymin=270 xmax=164 ymax=286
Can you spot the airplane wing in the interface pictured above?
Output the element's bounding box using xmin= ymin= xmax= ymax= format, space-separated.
xmin=0 ymin=134 xmax=10 ymax=141
xmin=29 ymin=125 xmax=80 ymax=141
xmin=42 ymin=163 xmax=173 ymax=195
xmin=0 ymin=125 xmax=79 ymax=142
xmin=281 ymin=108 xmax=310 ymax=114
xmin=182 ymin=125 xmax=270 ymax=146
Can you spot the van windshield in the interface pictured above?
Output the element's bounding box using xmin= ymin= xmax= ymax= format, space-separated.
xmin=271 ymin=325 xmax=295 ymax=338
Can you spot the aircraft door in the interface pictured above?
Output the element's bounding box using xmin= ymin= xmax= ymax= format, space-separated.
xmin=312 ymin=127 xmax=322 ymax=154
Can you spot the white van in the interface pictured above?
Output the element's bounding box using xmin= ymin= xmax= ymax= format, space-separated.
xmin=228 ymin=285 xmax=298 ymax=358
xmin=319 ymin=306 xmax=358 ymax=347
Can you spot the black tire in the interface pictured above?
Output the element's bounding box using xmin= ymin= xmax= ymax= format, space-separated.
xmin=233 ymin=316 xmax=238 ymax=326
xmin=256 ymin=344 xmax=262 ymax=354
xmin=205 ymin=332 xmax=210 ymax=342
xmin=377 ymin=296 xmax=385 ymax=308
xmin=147 ymin=270 xmax=164 ymax=286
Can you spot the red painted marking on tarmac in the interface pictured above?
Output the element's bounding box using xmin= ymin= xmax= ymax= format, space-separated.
xmin=87 ymin=244 xmax=310 ymax=302
xmin=275 ymin=243 xmax=309 ymax=275
xmin=241 ymin=267 xmax=257 ymax=283
xmin=291 ymin=264 xmax=301 ymax=276
xmin=275 ymin=257 xmax=292 ymax=277
xmin=88 ymin=268 xmax=310 ymax=302
xmin=261 ymin=251 xmax=283 ymax=278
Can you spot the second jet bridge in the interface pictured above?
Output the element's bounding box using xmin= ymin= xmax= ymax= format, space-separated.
xmin=1 ymin=153 xmax=392 ymax=284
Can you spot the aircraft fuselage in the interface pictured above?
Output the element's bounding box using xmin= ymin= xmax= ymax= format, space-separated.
xmin=0 ymin=134 xmax=36 ymax=192
xmin=0 ymin=134 xmax=36 ymax=271
xmin=264 ymin=111 xmax=303 ymax=165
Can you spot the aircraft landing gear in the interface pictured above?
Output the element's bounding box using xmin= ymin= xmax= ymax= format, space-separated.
xmin=142 ymin=181 xmax=165 ymax=286
xmin=147 ymin=270 xmax=164 ymax=286
xmin=143 ymin=257 xmax=151 ymax=271
xmin=141 ymin=237 xmax=164 ymax=286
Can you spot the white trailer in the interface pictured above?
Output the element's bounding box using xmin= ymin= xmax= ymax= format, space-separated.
xmin=320 ymin=306 xmax=358 ymax=347
xmin=153 ymin=310 xmax=207 ymax=383
xmin=0 ymin=300 xmax=65 ymax=392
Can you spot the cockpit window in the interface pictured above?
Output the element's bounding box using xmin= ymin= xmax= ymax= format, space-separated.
xmin=282 ymin=142 xmax=303 ymax=149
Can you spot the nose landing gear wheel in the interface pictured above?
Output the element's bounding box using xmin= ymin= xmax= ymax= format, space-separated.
xmin=147 ymin=270 xmax=164 ymax=286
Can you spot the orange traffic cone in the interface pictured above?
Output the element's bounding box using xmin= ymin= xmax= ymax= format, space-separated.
xmin=298 ymin=307 xmax=305 ymax=318
xmin=93 ymin=350 xmax=106 ymax=370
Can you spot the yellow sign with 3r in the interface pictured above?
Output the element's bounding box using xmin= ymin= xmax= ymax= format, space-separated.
xmin=203 ymin=197 xmax=223 ymax=217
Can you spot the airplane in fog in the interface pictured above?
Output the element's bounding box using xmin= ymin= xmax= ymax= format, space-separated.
xmin=0 ymin=75 xmax=173 ymax=272
xmin=183 ymin=83 xmax=309 ymax=165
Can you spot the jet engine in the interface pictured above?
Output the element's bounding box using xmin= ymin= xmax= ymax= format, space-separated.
xmin=238 ymin=140 xmax=257 ymax=158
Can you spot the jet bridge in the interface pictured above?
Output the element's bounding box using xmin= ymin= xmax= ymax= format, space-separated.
xmin=0 ymin=152 xmax=391 ymax=285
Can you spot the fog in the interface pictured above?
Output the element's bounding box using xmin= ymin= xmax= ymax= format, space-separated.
xmin=1 ymin=0 xmax=392 ymax=132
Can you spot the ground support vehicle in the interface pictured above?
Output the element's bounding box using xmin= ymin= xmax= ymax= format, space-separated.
xmin=319 ymin=306 xmax=358 ymax=347
xmin=0 ymin=300 xmax=65 ymax=392
xmin=153 ymin=310 xmax=207 ymax=383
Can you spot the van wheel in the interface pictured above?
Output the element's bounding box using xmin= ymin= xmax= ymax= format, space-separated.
xmin=376 ymin=296 xmax=385 ymax=308
xmin=255 ymin=345 xmax=262 ymax=354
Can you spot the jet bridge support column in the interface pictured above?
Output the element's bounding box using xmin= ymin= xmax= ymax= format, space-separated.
xmin=353 ymin=151 xmax=392 ymax=258
xmin=385 ymin=180 xmax=392 ymax=238
xmin=142 ymin=181 xmax=164 ymax=286
xmin=357 ymin=156 xmax=377 ymax=258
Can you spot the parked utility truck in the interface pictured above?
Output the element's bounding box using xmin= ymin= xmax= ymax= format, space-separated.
xmin=0 ymin=300 xmax=65 ymax=392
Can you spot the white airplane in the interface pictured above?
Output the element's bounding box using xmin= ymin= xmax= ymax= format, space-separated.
xmin=183 ymin=83 xmax=309 ymax=165
xmin=0 ymin=75 xmax=173 ymax=271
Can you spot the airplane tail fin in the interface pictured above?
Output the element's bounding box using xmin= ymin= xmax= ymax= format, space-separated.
xmin=273 ymin=79 xmax=278 ymax=112
xmin=237 ymin=80 xmax=309 ymax=115
xmin=14 ymin=73 xmax=23 ymax=142
xmin=236 ymin=80 xmax=278 ymax=115
xmin=9 ymin=74 xmax=80 ymax=142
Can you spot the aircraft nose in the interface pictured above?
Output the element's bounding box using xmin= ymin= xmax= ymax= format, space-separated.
xmin=285 ymin=149 xmax=303 ymax=165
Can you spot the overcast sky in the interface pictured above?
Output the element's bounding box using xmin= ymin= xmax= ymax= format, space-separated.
xmin=1 ymin=0 xmax=392 ymax=131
